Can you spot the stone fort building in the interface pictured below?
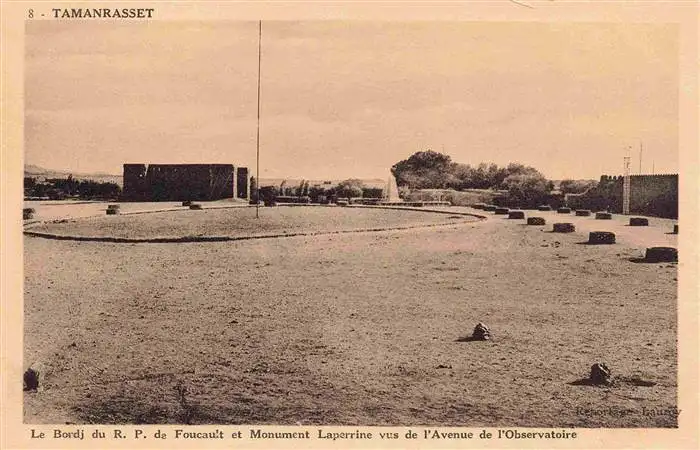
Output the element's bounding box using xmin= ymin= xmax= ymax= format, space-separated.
xmin=122 ymin=164 xmax=249 ymax=201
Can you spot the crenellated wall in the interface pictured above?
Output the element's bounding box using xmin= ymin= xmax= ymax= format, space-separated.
xmin=122 ymin=164 xmax=244 ymax=201
xmin=565 ymin=174 xmax=677 ymax=218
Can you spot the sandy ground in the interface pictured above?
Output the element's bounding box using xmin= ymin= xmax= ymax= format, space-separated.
xmin=25 ymin=207 xmax=476 ymax=240
xmin=23 ymin=199 xmax=248 ymax=223
xmin=23 ymin=205 xmax=677 ymax=427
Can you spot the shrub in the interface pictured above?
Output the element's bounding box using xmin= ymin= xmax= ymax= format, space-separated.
xmin=673 ymin=224 xmax=678 ymax=234
xmin=537 ymin=205 xmax=552 ymax=211
xmin=588 ymin=231 xmax=615 ymax=244
xmin=495 ymin=207 xmax=509 ymax=215
xmin=575 ymin=209 xmax=591 ymax=217
xmin=483 ymin=205 xmax=497 ymax=212
xmin=595 ymin=212 xmax=612 ymax=220
xmin=182 ymin=200 xmax=192 ymax=207
xmin=557 ymin=207 xmax=571 ymax=214
xmin=508 ymin=210 xmax=525 ymax=219
xmin=189 ymin=204 xmax=203 ymax=210
xmin=527 ymin=217 xmax=546 ymax=225
xmin=553 ymin=223 xmax=575 ymax=232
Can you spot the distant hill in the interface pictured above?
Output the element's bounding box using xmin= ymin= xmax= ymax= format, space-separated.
xmin=24 ymin=165 xmax=123 ymax=186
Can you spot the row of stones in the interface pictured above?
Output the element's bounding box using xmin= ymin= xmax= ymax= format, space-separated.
xmin=475 ymin=205 xmax=679 ymax=262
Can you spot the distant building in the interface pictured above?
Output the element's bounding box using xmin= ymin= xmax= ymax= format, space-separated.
xmin=565 ymin=173 xmax=677 ymax=218
xmin=122 ymin=164 xmax=249 ymax=201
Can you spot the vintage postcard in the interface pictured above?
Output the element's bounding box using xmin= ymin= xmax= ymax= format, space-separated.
xmin=1 ymin=1 xmax=698 ymax=449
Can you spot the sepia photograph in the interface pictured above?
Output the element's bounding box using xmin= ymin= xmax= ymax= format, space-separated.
xmin=8 ymin=7 xmax=694 ymax=441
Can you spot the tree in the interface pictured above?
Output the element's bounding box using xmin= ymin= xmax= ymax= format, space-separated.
xmin=391 ymin=150 xmax=455 ymax=189
xmin=336 ymin=179 xmax=364 ymax=198
xmin=559 ymin=179 xmax=597 ymax=194
xmin=502 ymin=171 xmax=550 ymax=207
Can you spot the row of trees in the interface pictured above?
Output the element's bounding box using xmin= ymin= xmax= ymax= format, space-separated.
xmin=24 ymin=175 xmax=121 ymax=200
xmin=250 ymin=177 xmax=385 ymax=204
xmin=391 ymin=150 xmax=554 ymax=191
xmin=391 ymin=150 xmax=588 ymax=207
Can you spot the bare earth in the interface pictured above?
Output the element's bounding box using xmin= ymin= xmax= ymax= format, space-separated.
xmin=23 ymin=206 xmax=677 ymax=427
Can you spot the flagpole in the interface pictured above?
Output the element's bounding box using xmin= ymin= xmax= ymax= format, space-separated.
xmin=256 ymin=20 xmax=262 ymax=219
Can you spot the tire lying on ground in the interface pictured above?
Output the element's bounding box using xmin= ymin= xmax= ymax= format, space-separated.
xmin=537 ymin=205 xmax=552 ymax=211
xmin=589 ymin=363 xmax=613 ymax=386
xmin=595 ymin=212 xmax=612 ymax=220
xmin=629 ymin=217 xmax=649 ymax=226
xmin=644 ymin=247 xmax=678 ymax=263
xmin=588 ymin=231 xmax=616 ymax=244
xmin=527 ymin=217 xmax=546 ymax=225
xmin=494 ymin=207 xmax=510 ymax=215
xmin=552 ymin=222 xmax=575 ymax=232
xmin=557 ymin=207 xmax=571 ymax=214
xmin=189 ymin=204 xmax=203 ymax=210
xmin=23 ymin=208 xmax=35 ymax=220
xmin=508 ymin=210 xmax=525 ymax=219
xmin=575 ymin=209 xmax=591 ymax=217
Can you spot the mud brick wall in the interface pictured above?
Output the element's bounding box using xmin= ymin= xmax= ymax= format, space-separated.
xmin=123 ymin=164 xmax=241 ymax=201
xmin=565 ymin=174 xmax=678 ymax=219
xmin=122 ymin=164 xmax=148 ymax=201
xmin=236 ymin=167 xmax=249 ymax=199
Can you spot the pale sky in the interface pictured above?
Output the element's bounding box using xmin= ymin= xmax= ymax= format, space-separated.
xmin=25 ymin=21 xmax=678 ymax=180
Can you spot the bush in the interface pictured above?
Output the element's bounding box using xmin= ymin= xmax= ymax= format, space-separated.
xmin=275 ymin=196 xmax=311 ymax=204
xmin=557 ymin=207 xmax=571 ymax=214
xmin=537 ymin=205 xmax=552 ymax=211
xmin=595 ymin=212 xmax=612 ymax=220
xmin=189 ymin=204 xmax=203 ymax=210
xmin=575 ymin=210 xmax=591 ymax=217
xmin=494 ymin=207 xmax=509 ymax=215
